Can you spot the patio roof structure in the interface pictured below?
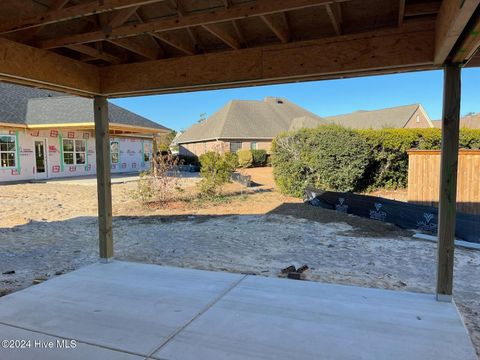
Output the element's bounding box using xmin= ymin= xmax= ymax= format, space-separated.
xmin=0 ymin=0 xmax=479 ymax=358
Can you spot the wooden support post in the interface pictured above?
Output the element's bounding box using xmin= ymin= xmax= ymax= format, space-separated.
xmin=94 ymin=96 xmax=114 ymax=261
xmin=436 ymin=64 xmax=461 ymax=301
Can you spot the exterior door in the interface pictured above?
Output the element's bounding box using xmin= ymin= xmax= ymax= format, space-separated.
xmin=34 ymin=139 xmax=48 ymax=179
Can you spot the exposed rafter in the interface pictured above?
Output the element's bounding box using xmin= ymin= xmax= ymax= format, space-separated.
xmin=134 ymin=12 xmax=167 ymax=57
xmin=166 ymin=0 xmax=203 ymax=53
xmin=453 ymin=11 xmax=480 ymax=63
xmin=100 ymin=23 xmax=435 ymax=97
xmin=398 ymin=0 xmax=406 ymax=27
xmin=22 ymin=0 xmax=70 ymax=40
xmin=108 ymin=6 xmax=140 ymax=28
xmin=151 ymin=32 xmax=195 ymax=55
xmin=405 ymin=2 xmax=441 ymax=17
xmin=107 ymin=37 xmax=162 ymax=59
xmin=0 ymin=0 xmax=167 ymax=34
xmin=105 ymin=6 xmax=166 ymax=60
xmin=261 ymin=13 xmax=290 ymax=43
xmin=38 ymin=0 xmax=344 ymax=49
xmin=65 ymin=44 xmax=123 ymax=64
xmin=202 ymin=24 xmax=241 ymax=50
xmin=232 ymin=20 xmax=247 ymax=47
xmin=434 ymin=0 xmax=480 ymax=64
xmin=326 ymin=3 xmax=342 ymax=35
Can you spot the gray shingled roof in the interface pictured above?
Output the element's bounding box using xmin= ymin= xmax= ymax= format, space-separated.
xmin=0 ymin=82 xmax=168 ymax=131
xmin=325 ymin=104 xmax=421 ymax=129
xmin=177 ymin=97 xmax=329 ymax=143
xmin=433 ymin=115 xmax=480 ymax=129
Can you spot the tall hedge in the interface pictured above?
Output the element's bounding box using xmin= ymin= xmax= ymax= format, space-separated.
xmin=272 ymin=126 xmax=371 ymax=197
xmin=357 ymin=128 xmax=442 ymax=189
xmin=272 ymin=127 xmax=480 ymax=197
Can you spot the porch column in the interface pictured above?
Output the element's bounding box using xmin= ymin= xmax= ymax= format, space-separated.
xmin=436 ymin=64 xmax=461 ymax=301
xmin=94 ymin=96 xmax=114 ymax=260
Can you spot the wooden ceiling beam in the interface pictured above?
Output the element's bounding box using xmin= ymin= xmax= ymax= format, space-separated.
xmin=134 ymin=12 xmax=167 ymax=57
xmin=202 ymin=24 xmax=241 ymax=49
xmin=398 ymin=0 xmax=406 ymax=27
xmin=260 ymin=13 xmax=290 ymax=43
xmin=405 ymin=2 xmax=441 ymax=17
xmin=107 ymin=37 xmax=161 ymax=59
xmin=166 ymin=0 xmax=203 ymax=53
xmin=100 ymin=22 xmax=436 ymax=97
xmin=38 ymin=0 xmax=346 ymax=49
xmin=0 ymin=0 xmax=167 ymax=35
xmin=151 ymin=32 xmax=195 ymax=55
xmin=0 ymin=37 xmax=99 ymax=95
xmin=453 ymin=11 xmax=480 ymax=63
xmin=232 ymin=20 xmax=247 ymax=47
xmin=434 ymin=0 xmax=480 ymax=64
xmin=22 ymin=0 xmax=71 ymax=40
xmin=65 ymin=43 xmax=123 ymax=64
xmin=108 ymin=6 xmax=140 ymax=28
xmin=325 ymin=3 xmax=342 ymax=35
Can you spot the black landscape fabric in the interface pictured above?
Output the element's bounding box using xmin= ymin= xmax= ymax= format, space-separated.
xmin=304 ymin=187 xmax=480 ymax=244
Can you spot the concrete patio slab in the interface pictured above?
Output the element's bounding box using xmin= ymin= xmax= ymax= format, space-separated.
xmin=0 ymin=324 xmax=143 ymax=360
xmin=0 ymin=261 xmax=476 ymax=360
xmin=0 ymin=261 xmax=243 ymax=357
xmin=154 ymin=275 xmax=477 ymax=360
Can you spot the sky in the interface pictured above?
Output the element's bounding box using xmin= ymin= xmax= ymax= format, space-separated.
xmin=111 ymin=68 xmax=480 ymax=132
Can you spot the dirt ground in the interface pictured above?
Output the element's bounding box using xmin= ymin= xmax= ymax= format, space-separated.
xmin=0 ymin=167 xmax=479 ymax=356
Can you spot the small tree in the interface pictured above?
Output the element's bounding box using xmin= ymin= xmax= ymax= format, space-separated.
xmin=198 ymin=151 xmax=237 ymax=197
xmin=131 ymin=171 xmax=155 ymax=204
xmin=132 ymin=152 xmax=182 ymax=205
xmin=153 ymin=152 xmax=182 ymax=203
xmin=237 ymin=149 xmax=253 ymax=168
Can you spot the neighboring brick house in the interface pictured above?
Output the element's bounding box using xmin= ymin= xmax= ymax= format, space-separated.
xmin=325 ymin=104 xmax=434 ymax=129
xmin=177 ymin=97 xmax=329 ymax=156
xmin=432 ymin=113 xmax=480 ymax=128
xmin=0 ymin=83 xmax=169 ymax=182
xmin=177 ymin=99 xmax=434 ymax=156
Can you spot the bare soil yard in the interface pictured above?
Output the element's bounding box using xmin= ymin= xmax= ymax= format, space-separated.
xmin=0 ymin=167 xmax=479 ymax=356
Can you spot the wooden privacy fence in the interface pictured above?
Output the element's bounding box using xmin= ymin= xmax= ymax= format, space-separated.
xmin=408 ymin=150 xmax=480 ymax=215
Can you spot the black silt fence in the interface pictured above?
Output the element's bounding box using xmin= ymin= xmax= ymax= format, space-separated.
xmin=304 ymin=187 xmax=480 ymax=244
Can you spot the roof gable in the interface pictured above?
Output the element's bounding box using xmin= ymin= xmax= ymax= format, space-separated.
xmin=177 ymin=97 xmax=328 ymax=143
xmin=325 ymin=104 xmax=420 ymax=129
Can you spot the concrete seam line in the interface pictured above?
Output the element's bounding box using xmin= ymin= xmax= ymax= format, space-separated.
xmin=146 ymin=274 xmax=248 ymax=357
xmin=0 ymin=320 xmax=147 ymax=358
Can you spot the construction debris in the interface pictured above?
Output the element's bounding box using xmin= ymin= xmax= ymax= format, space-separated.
xmin=281 ymin=264 xmax=309 ymax=280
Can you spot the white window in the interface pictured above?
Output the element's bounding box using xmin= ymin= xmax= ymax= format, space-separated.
xmin=0 ymin=135 xmax=16 ymax=168
xmin=250 ymin=142 xmax=257 ymax=150
xmin=110 ymin=141 xmax=119 ymax=164
xmin=416 ymin=115 xmax=420 ymax=123
xmin=63 ymin=139 xmax=86 ymax=165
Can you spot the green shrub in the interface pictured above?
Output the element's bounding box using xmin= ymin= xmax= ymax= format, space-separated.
xmin=198 ymin=152 xmax=237 ymax=197
xmin=272 ymin=125 xmax=371 ymax=197
xmin=251 ymin=149 xmax=267 ymax=167
xmin=237 ymin=149 xmax=253 ymax=168
xmin=357 ymin=128 xmax=442 ymax=189
xmin=176 ymin=154 xmax=199 ymax=166
xmin=273 ymin=127 xmax=480 ymax=196
xmin=460 ymin=128 xmax=480 ymax=149
xmin=131 ymin=171 xmax=155 ymax=204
